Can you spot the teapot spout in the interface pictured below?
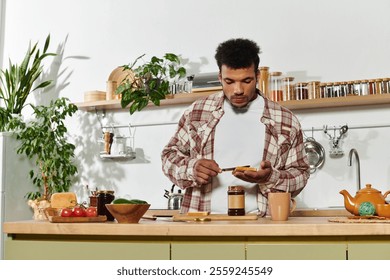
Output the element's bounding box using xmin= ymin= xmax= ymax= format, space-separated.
xmin=340 ymin=189 xmax=356 ymax=215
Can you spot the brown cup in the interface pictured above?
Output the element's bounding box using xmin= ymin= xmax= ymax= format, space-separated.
xmin=268 ymin=192 xmax=296 ymax=221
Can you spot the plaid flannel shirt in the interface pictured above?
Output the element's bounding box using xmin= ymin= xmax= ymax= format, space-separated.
xmin=161 ymin=91 xmax=310 ymax=216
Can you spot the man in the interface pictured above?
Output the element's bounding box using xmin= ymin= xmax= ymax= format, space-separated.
xmin=161 ymin=38 xmax=310 ymax=216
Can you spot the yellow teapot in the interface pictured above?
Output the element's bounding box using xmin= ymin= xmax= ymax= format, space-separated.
xmin=339 ymin=184 xmax=390 ymax=216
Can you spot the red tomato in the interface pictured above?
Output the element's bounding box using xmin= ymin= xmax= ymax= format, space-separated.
xmin=61 ymin=208 xmax=73 ymax=217
xmin=85 ymin=207 xmax=98 ymax=217
xmin=72 ymin=206 xmax=86 ymax=217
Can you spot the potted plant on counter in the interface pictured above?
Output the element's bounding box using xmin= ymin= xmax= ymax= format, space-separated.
xmin=116 ymin=53 xmax=186 ymax=115
xmin=10 ymin=97 xmax=78 ymax=219
xmin=0 ymin=34 xmax=55 ymax=132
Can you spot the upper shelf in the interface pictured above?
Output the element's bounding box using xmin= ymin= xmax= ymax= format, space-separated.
xmin=75 ymin=87 xmax=390 ymax=112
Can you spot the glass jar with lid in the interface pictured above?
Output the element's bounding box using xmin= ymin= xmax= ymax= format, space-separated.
xmin=258 ymin=67 xmax=270 ymax=98
xmin=375 ymin=78 xmax=383 ymax=94
xmin=307 ymin=81 xmax=320 ymax=99
xmin=360 ymin=80 xmax=369 ymax=95
xmin=319 ymin=83 xmax=327 ymax=98
xmin=295 ymin=82 xmax=308 ymax=100
xmin=383 ymin=78 xmax=390 ymax=94
xmin=353 ymin=80 xmax=361 ymax=95
xmin=97 ymin=190 xmax=115 ymax=221
xmin=269 ymin=71 xmax=283 ymax=101
xmin=368 ymin=79 xmax=376 ymax=95
xmin=346 ymin=81 xmax=354 ymax=96
xmin=282 ymin=77 xmax=294 ymax=101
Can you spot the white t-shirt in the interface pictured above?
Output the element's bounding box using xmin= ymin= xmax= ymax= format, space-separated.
xmin=211 ymin=95 xmax=265 ymax=214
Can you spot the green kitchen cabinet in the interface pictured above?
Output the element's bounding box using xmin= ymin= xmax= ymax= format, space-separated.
xmin=347 ymin=238 xmax=390 ymax=260
xmin=246 ymin=237 xmax=347 ymax=260
xmin=5 ymin=237 xmax=170 ymax=260
xmin=171 ymin=238 xmax=246 ymax=260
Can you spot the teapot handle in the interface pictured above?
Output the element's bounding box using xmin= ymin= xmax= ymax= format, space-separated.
xmin=384 ymin=190 xmax=390 ymax=199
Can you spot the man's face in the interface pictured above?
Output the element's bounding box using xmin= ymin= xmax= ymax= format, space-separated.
xmin=219 ymin=64 xmax=258 ymax=108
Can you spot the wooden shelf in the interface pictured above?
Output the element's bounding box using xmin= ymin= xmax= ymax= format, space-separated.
xmin=75 ymin=89 xmax=390 ymax=112
xmin=75 ymin=90 xmax=218 ymax=112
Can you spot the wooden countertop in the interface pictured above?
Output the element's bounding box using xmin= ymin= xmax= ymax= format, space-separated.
xmin=4 ymin=216 xmax=390 ymax=237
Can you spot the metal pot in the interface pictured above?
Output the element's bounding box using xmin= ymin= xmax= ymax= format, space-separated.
xmin=164 ymin=184 xmax=183 ymax=210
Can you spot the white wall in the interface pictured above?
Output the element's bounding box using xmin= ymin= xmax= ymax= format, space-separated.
xmin=2 ymin=0 xmax=390 ymax=209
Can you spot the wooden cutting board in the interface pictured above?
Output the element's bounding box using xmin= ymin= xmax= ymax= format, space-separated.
xmin=48 ymin=215 xmax=107 ymax=223
xmin=173 ymin=213 xmax=258 ymax=222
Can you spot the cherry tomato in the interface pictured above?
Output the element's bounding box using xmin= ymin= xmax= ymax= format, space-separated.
xmin=60 ymin=208 xmax=73 ymax=217
xmin=72 ymin=206 xmax=86 ymax=217
xmin=85 ymin=206 xmax=98 ymax=217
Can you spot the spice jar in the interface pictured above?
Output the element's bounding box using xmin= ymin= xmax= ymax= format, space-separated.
xmin=375 ymin=78 xmax=383 ymax=94
xmin=368 ymin=79 xmax=376 ymax=95
xmin=346 ymin=81 xmax=354 ymax=96
xmin=228 ymin=186 xmax=245 ymax=216
xmin=258 ymin=67 xmax=270 ymax=98
xmin=269 ymin=72 xmax=283 ymax=101
xmin=360 ymin=80 xmax=369 ymax=95
xmin=295 ymin=82 xmax=308 ymax=100
xmin=319 ymin=82 xmax=327 ymax=98
xmin=307 ymin=81 xmax=320 ymax=99
xmin=282 ymin=77 xmax=295 ymax=101
xmin=97 ymin=190 xmax=115 ymax=221
xmin=383 ymin=78 xmax=390 ymax=94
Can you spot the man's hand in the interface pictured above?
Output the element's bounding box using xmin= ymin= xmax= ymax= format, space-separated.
xmin=194 ymin=159 xmax=221 ymax=185
xmin=232 ymin=160 xmax=272 ymax=184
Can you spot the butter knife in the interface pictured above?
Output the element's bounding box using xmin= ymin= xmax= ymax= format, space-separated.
xmin=221 ymin=165 xmax=250 ymax=172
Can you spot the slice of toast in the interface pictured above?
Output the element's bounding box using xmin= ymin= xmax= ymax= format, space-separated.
xmin=233 ymin=166 xmax=257 ymax=172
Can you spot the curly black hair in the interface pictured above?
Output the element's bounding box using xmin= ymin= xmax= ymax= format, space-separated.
xmin=215 ymin=38 xmax=260 ymax=72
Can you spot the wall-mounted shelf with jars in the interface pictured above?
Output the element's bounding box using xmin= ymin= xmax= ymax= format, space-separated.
xmin=75 ymin=87 xmax=390 ymax=112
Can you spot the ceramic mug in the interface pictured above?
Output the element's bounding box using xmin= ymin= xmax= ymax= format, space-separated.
xmin=268 ymin=192 xmax=296 ymax=221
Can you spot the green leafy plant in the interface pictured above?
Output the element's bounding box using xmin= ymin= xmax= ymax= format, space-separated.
xmin=0 ymin=34 xmax=55 ymax=131
xmin=116 ymin=53 xmax=186 ymax=114
xmin=10 ymin=97 xmax=78 ymax=200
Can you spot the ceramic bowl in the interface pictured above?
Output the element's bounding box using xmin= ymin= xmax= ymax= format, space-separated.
xmin=376 ymin=204 xmax=390 ymax=218
xmin=105 ymin=204 xmax=150 ymax=223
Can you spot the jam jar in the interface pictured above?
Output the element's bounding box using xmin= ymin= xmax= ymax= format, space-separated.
xmin=97 ymin=190 xmax=115 ymax=221
xmin=227 ymin=186 xmax=245 ymax=216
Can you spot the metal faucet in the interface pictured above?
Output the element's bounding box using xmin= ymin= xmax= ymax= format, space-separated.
xmin=348 ymin=148 xmax=361 ymax=191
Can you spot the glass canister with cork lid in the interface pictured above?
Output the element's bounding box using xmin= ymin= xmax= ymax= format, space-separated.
xmin=307 ymin=81 xmax=320 ymax=99
xmin=258 ymin=66 xmax=270 ymax=98
xmin=282 ymin=77 xmax=295 ymax=101
xmin=269 ymin=71 xmax=283 ymax=101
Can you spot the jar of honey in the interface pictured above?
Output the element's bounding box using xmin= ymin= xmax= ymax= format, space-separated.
xmin=228 ymin=186 xmax=245 ymax=216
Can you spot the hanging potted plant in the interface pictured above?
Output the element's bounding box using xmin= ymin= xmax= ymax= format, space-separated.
xmin=0 ymin=34 xmax=55 ymax=131
xmin=116 ymin=53 xmax=186 ymax=115
xmin=10 ymin=97 xmax=78 ymax=220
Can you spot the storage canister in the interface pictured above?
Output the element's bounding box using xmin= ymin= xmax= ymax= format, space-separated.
xmin=258 ymin=67 xmax=270 ymax=98
xmin=375 ymin=78 xmax=383 ymax=94
xmin=360 ymin=80 xmax=369 ymax=95
xmin=383 ymin=78 xmax=390 ymax=94
xmin=307 ymin=81 xmax=320 ymax=99
xmin=269 ymin=71 xmax=283 ymax=102
xmin=228 ymin=186 xmax=245 ymax=216
xmin=368 ymin=79 xmax=376 ymax=95
xmin=282 ymin=77 xmax=295 ymax=101
xmin=97 ymin=190 xmax=115 ymax=221
xmin=295 ymin=82 xmax=308 ymax=100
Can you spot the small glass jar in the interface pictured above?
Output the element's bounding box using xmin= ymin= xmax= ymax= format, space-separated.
xmin=97 ymin=190 xmax=115 ymax=221
xmin=375 ymin=78 xmax=383 ymax=94
xmin=295 ymin=82 xmax=308 ymax=100
xmin=307 ymin=81 xmax=320 ymax=99
xmin=346 ymin=81 xmax=354 ymax=96
xmin=319 ymin=82 xmax=327 ymax=98
xmin=325 ymin=82 xmax=334 ymax=98
xmin=269 ymin=71 xmax=283 ymax=101
xmin=258 ymin=66 xmax=270 ymax=98
xmin=228 ymin=186 xmax=245 ymax=216
xmin=360 ymin=80 xmax=369 ymax=95
xmin=368 ymin=79 xmax=376 ymax=95
xmin=353 ymin=80 xmax=361 ymax=95
xmin=383 ymin=78 xmax=390 ymax=94
xmin=282 ymin=77 xmax=295 ymax=101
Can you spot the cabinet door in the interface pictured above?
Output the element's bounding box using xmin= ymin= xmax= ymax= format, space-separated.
xmin=247 ymin=242 xmax=346 ymax=260
xmin=171 ymin=242 xmax=245 ymax=260
xmin=348 ymin=242 xmax=390 ymax=260
xmin=5 ymin=238 xmax=170 ymax=260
